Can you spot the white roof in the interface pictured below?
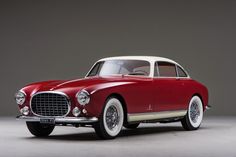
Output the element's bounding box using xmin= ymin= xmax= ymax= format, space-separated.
xmin=87 ymin=56 xmax=190 ymax=78
xmin=99 ymin=56 xmax=179 ymax=65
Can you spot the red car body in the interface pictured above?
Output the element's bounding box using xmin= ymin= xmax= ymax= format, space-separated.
xmin=20 ymin=76 xmax=208 ymax=118
xmin=16 ymin=56 xmax=209 ymax=139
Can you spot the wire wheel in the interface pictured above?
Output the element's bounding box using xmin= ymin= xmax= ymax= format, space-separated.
xmin=94 ymin=97 xmax=124 ymax=139
xmin=103 ymin=98 xmax=124 ymax=137
xmin=188 ymin=96 xmax=203 ymax=128
xmin=181 ymin=96 xmax=203 ymax=130
xmin=105 ymin=105 xmax=120 ymax=130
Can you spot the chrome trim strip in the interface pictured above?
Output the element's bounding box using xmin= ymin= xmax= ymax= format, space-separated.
xmin=30 ymin=91 xmax=71 ymax=118
xmin=16 ymin=115 xmax=98 ymax=123
xmin=175 ymin=64 xmax=179 ymax=77
xmin=127 ymin=110 xmax=187 ymax=122
xmin=154 ymin=61 xmax=190 ymax=78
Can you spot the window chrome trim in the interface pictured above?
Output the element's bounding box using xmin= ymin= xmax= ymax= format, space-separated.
xmin=155 ymin=62 xmax=160 ymax=77
xmin=86 ymin=58 xmax=190 ymax=79
xmin=30 ymin=91 xmax=71 ymax=118
xmin=153 ymin=61 xmax=190 ymax=78
xmin=176 ymin=65 xmax=189 ymax=78
xmin=85 ymin=60 xmax=102 ymax=78
xmin=175 ymin=64 xmax=179 ymax=77
xmin=127 ymin=110 xmax=187 ymax=122
xmin=85 ymin=59 xmax=153 ymax=78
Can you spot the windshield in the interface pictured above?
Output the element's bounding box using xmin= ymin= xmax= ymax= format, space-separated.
xmin=87 ymin=60 xmax=150 ymax=77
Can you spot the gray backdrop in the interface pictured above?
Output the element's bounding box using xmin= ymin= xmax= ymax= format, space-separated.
xmin=0 ymin=0 xmax=235 ymax=116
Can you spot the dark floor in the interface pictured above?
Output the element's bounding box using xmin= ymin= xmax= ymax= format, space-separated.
xmin=0 ymin=116 xmax=235 ymax=157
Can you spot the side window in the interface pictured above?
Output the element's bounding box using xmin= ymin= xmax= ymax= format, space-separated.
xmin=99 ymin=62 xmax=121 ymax=75
xmin=133 ymin=66 xmax=150 ymax=76
xmin=156 ymin=62 xmax=177 ymax=77
xmin=177 ymin=66 xmax=187 ymax=77
xmin=87 ymin=62 xmax=102 ymax=77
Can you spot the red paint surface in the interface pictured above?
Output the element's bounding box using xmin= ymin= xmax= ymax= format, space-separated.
xmin=19 ymin=75 xmax=208 ymax=118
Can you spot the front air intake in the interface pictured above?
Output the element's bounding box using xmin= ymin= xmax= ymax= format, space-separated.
xmin=31 ymin=92 xmax=70 ymax=117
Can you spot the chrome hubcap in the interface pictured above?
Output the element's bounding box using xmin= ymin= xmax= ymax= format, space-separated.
xmin=190 ymin=101 xmax=200 ymax=123
xmin=105 ymin=105 xmax=119 ymax=130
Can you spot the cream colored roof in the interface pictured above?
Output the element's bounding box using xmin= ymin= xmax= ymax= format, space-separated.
xmin=99 ymin=56 xmax=179 ymax=65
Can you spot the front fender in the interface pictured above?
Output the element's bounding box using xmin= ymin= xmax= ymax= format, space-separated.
xmin=83 ymin=82 xmax=135 ymax=118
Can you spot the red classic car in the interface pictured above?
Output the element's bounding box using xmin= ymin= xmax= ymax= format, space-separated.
xmin=16 ymin=56 xmax=209 ymax=139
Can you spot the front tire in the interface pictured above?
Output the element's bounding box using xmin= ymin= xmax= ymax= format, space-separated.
xmin=26 ymin=122 xmax=55 ymax=137
xmin=181 ymin=96 xmax=203 ymax=130
xmin=94 ymin=97 xmax=124 ymax=139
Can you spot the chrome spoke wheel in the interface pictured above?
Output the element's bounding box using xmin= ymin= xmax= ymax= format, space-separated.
xmin=190 ymin=102 xmax=200 ymax=123
xmin=188 ymin=96 xmax=203 ymax=128
xmin=102 ymin=98 xmax=124 ymax=137
xmin=105 ymin=105 xmax=120 ymax=130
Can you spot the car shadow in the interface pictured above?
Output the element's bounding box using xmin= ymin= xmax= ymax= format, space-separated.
xmin=24 ymin=125 xmax=192 ymax=141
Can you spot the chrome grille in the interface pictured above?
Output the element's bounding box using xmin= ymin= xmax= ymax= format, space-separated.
xmin=31 ymin=92 xmax=70 ymax=117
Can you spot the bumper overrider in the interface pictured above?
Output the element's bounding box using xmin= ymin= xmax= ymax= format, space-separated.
xmin=16 ymin=115 xmax=98 ymax=124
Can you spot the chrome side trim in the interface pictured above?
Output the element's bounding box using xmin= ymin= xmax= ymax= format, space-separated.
xmin=16 ymin=115 xmax=98 ymax=123
xmin=30 ymin=91 xmax=71 ymax=118
xmin=127 ymin=110 xmax=187 ymax=122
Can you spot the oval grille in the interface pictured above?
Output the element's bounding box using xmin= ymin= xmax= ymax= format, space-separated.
xmin=31 ymin=92 xmax=70 ymax=117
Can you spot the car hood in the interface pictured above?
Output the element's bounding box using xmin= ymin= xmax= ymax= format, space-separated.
xmin=22 ymin=76 xmax=146 ymax=96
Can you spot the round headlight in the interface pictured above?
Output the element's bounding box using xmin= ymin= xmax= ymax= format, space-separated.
xmin=76 ymin=90 xmax=90 ymax=106
xmin=15 ymin=91 xmax=26 ymax=105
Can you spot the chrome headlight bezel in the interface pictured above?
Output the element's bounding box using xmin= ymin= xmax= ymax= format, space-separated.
xmin=76 ymin=90 xmax=90 ymax=106
xmin=15 ymin=91 xmax=26 ymax=105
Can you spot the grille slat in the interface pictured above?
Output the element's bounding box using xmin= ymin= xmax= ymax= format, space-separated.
xmin=31 ymin=93 xmax=69 ymax=117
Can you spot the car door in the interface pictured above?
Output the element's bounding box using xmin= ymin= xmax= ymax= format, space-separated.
xmin=153 ymin=61 xmax=183 ymax=112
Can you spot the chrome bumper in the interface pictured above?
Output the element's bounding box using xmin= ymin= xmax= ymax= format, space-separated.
xmin=206 ymin=105 xmax=212 ymax=110
xmin=16 ymin=115 xmax=98 ymax=124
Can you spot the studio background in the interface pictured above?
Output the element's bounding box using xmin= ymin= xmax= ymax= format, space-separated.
xmin=0 ymin=0 xmax=235 ymax=116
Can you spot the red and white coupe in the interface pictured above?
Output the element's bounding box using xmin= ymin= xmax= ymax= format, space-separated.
xmin=16 ymin=56 xmax=209 ymax=139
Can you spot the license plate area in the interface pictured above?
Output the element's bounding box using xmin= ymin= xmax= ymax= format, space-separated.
xmin=40 ymin=118 xmax=55 ymax=124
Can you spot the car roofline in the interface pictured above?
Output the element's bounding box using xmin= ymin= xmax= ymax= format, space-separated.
xmin=86 ymin=56 xmax=190 ymax=78
xmin=98 ymin=56 xmax=179 ymax=65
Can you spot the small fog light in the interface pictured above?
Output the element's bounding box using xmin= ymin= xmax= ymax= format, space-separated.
xmin=72 ymin=107 xmax=81 ymax=117
xmin=20 ymin=106 xmax=29 ymax=116
xmin=82 ymin=109 xmax=87 ymax=114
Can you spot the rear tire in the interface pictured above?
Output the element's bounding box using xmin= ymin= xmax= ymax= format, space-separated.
xmin=94 ymin=97 xmax=124 ymax=139
xmin=26 ymin=122 xmax=55 ymax=137
xmin=181 ymin=96 xmax=203 ymax=130
xmin=124 ymin=123 xmax=140 ymax=129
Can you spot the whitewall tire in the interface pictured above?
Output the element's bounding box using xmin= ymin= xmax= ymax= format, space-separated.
xmin=181 ymin=96 xmax=203 ymax=130
xmin=94 ymin=97 xmax=124 ymax=139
